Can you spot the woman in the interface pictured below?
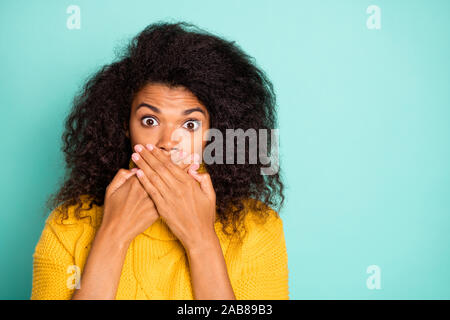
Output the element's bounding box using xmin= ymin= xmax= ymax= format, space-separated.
xmin=31 ymin=21 xmax=288 ymax=300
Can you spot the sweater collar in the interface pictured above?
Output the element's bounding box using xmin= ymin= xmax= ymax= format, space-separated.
xmin=127 ymin=158 xmax=207 ymax=241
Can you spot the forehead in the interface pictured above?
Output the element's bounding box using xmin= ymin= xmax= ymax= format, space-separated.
xmin=132 ymin=83 xmax=208 ymax=113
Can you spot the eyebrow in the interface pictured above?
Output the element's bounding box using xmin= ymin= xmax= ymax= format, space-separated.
xmin=136 ymin=103 xmax=206 ymax=116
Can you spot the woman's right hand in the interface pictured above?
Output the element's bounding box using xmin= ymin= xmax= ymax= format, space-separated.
xmin=98 ymin=150 xmax=199 ymax=246
xmin=99 ymin=168 xmax=158 ymax=246
xmin=71 ymin=150 xmax=199 ymax=299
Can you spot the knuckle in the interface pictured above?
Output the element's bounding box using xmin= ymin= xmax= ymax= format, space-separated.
xmin=150 ymin=174 xmax=162 ymax=186
xmin=153 ymin=163 xmax=163 ymax=172
xmin=148 ymin=188 xmax=158 ymax=198
xmin=150 ymin=188 xmax=159 ymax=197
xmin=174 ymin=188 xmax=182 ymax=197
xmin=147 ymin=173 xmax=157 ymax=183
xmin=164 ymin=161 xmax=176 ymax=171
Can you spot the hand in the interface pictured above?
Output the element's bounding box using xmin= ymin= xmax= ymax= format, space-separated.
xmin=99 ymin=168 xmax=159 ymax=246
xmin=131 ymin=143 xmax=217 ymax=253
xmin=99 ymin=150 xmax=196 ymax=245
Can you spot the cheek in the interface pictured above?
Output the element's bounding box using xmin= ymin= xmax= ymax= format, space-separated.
xmin=128 ymin=121 xmax=141 ymax=145
xmin=129 ymin=120 xmax=157 ymax=147
xmin=175 ymin=132 xmax=204 ymax=155
xmin=199 ymin=123 xmax=210 ymax=151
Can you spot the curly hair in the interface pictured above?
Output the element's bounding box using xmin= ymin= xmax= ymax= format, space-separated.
xmin=45 ymin=20 xmax=285 ymax=243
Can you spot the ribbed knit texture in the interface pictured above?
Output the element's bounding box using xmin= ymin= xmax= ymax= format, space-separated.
xmin=31 ymin=161 xmax=289 ymax=299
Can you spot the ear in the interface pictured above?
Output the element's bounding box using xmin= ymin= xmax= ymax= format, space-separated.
xmin=123 ymin=121 xmax=129 ymax=139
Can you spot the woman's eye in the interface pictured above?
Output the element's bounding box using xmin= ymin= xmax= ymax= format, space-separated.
xmin=183 ymin=120 xmax=200 ymax=131
xmin=141 ymin=116 xmax=159 ymax=127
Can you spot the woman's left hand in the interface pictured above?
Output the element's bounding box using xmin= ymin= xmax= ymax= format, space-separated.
xmin=131 ymin=143 xmax=217 ymax=253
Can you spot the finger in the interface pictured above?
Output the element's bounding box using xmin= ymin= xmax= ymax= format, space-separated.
xmin=169 ymin=150 xmax=201 ymax=177
xmin=134 ymin=144 xmax=180 ymax=189
xmin=131 ymin=152 xmax=172 ymax=199
xmin=135 ymin=169 xmax=165 ymax=207
xmin=170 ymin=150 xmax=202 ymax=175
xmin=181 ymin=153 xmax=201 ymax=175
xmin=188 ymin=171 xmax=215 ymax=200
xmin=177 ymin=153 xmax=201 ymax=172
xmin=180 ymin=152 xmax=200 ymax=165
xmin=150 ymin=144 xmax=202 ymax=182
xmin=107 ymin=168 xmax=137 ymax=196
xmin=171 ymin=149 xmax=192 ymax=169
xmin=144 ymin=144 xmax=193 ymax=183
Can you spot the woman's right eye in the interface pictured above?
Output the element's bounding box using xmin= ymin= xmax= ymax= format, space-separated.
xmin=141 ymin=116 xmax=159 ymax=127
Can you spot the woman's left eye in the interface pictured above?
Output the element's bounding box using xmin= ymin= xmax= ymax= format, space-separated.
xmin=183 ymin=120 xmax=201 ymax=131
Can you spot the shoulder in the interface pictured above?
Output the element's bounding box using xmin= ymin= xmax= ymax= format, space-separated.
xmin=41 ymin=194 xmax=103 ymax=256
xmin=241 ymin=198 xmax=283 ymax=231
xmin=227 ymin=199 xmax=288 ymax=269
xmin=46 ymin=194 xmax=103 ymax=232
xmin=34 ymin=195 xmax=103 ymax=270
xmin=239 ymin=199 xmax=285 ymax=246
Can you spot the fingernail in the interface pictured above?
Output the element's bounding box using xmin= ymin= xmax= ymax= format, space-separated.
xmin=146 ymin=144 xmax=154 ymax=151
xmin=190 ymin=163 xmax=200 ymax=171
xmin=136 ymin=169 xmax=144 ymax=177
xmin=189 ymin=168 xmax=199 ymax=176
xmin=131 ymin=168 xmax=138 ymax=173
xmin=132 ymin=153 xmax=140 ymax=161
xmin=134 ymin=144 xmax=143 ymax=152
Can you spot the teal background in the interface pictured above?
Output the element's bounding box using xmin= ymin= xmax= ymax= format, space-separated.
xmin=0 ymin=0 xmax=449 ymax=299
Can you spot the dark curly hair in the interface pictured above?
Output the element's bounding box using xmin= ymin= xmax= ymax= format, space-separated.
xmin=45 ymin=20 xmax=285 ymax=243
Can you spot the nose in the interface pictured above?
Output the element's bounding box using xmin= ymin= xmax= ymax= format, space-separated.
xmin=156 ymin=128 xmax=181 ymax=155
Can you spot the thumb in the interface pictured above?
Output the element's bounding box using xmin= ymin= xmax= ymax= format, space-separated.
xmin=189 ymin=170 xmax=215 ymax=199
xmin=107 ymin=168 xmax=138 ymax=196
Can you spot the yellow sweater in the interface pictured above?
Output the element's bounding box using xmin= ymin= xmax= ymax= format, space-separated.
xmin=31 ymin=161 xmax=290 ymax=300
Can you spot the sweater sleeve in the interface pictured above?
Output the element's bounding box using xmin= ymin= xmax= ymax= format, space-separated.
xmin=31 ymin=213 xmax=78 ymax=300
xmin=235 ymin=209 xmax=290 ymax=300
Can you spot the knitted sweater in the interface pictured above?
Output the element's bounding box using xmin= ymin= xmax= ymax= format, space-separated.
xmin=31 ymin=162 xmax=290 ymax=300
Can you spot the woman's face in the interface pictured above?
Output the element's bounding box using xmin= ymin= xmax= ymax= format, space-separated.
xmin=126 ymin=83 xmax=210 ymax=162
